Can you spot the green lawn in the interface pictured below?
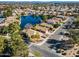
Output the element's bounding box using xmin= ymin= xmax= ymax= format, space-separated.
xmin=32 ymin=51 xmax=41 ymax=57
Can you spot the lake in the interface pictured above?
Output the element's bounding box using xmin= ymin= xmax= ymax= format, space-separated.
xmin=20 ymin=15 xmax=42 ymax=29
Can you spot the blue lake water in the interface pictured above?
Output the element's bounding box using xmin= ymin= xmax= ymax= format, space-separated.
xmin=20 ymin=15 xmax=42 ymax=29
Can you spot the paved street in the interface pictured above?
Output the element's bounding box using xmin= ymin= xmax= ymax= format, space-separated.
xmin=30 ymin=45 xmax=62 ymax=57
xmin=29 ymin=16 xmax=75 ymax=57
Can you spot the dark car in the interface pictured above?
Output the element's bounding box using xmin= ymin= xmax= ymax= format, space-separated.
xmin=49 ymin=45 xmax=55 ymax=49
xmin=63 ymin=24 xmax=71 ymax=29
xmin=56 ymin=49 xmax=61 ymax=53
xmin=75 ymin=55 xmax=79 ymax=57
xmin=64 ymin=32 xmax=70 ymax=36
xmin=47 ymin=39 xmax=60 ymax=44
xmin=59 ymin=32 xmax=64 ymax=35
xmin=55 ymin=43 xmax=62 ymax=49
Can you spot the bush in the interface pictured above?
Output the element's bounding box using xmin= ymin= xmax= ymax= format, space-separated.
xmin=62 ymin=52 xmax=66 ymax=55
xmin=53 ymin=23 xmax=60 ymax=28
xmin=77 ymin=50 xmax=79 ymax=54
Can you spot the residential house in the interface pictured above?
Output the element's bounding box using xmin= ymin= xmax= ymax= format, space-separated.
xmin=40 ymin=23 xmax=53 ymax=29
xmin=46 ymin=17 xmax=63 ymax=24
xmin=34 ymin=25 xmax=49 ymax=34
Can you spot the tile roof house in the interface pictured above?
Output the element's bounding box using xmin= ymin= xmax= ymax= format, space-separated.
xmin=46 ymin=18 xmax=63 ymax=24
xmin=26 ymin=29 xmax=36 ymax=37
xmin=34 ymin=25 xmax=49 ymax=34
xmin=24 ymin=29 xmax=43 ymax=43
xmin=40 ymin=23 xmax=53 ymax=29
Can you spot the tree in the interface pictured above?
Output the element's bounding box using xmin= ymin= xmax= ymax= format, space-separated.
xmin=47 ymin=15 xmax=55 ymax=19
xmin=0 ymin=22 xmax=29 ymax=57
xmin=39 ymin=15 xmax=48 ymax=22
xmin=0 ymin=36 xmax=6 ymax=54
xmin=30 ymin=32 xmax=40 ymax=42
xmin=2 ymin=26 xmax=9 ymax=34
xmin=21 ymin=12 xmax=25 ymax=16
xmin=10 ymin=32 xmax=29 ymax=57
xmin=73 ymin=16 xmax=79 ymax=28
xmin=53 ymin=23 xmax=60 ymax=28
xmin=0 ymin=35 xmax=12 ymax=56
xmin=16 ymin=15 xmax=20 ymax=20
xmin=0 ymin=33 xmax=29 ymax=57
xmin=8 ymin=22 xmax=29 ymax=56
xmin=35 ymin=32 xmax=40 ymax=39
xmin=68 ymin=29 xmax=79 ymax=44
xmin=3 ymin=8 xmax=12 ymax=17
xmin=8 ymin=22 xmax=20 ymax=34
xmin=0 ymin=22 xmax=20 ymax=35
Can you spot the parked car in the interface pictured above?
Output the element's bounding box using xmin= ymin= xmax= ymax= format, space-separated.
xmin=75 ymin=55 xmax=79 ymax=57
xmin=56 ymin=49 xmax=61 ymax=53
xmin=64 ymin=32 xmax=70 ymax=36
xmin=47 ymin=39 xmax=61 ymax=44
xmin=59 ymin=32 xmax=64 ymax=35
